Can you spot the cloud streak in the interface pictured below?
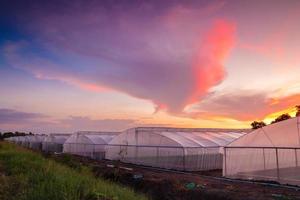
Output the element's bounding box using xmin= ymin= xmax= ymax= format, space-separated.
xmin=0 ymin=108 xmax=138 ymax=133
xmin=187 ymin=91 xmax=300 ymax=121
xmin=0 ymin=108 xmax=47 ymax=124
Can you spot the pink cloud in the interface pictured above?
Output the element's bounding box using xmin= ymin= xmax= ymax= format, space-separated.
xmin=3 ymin=1 xmax=236 ymax=114
xmin=189 ymin=20 xmax=235 ymax=105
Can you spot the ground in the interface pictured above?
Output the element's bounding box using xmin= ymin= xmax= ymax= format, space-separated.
xmin=49 ymin=153 xmax=300 ymax=200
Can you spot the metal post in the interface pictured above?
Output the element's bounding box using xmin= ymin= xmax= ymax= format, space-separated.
xmin=295 ymin=149 xmax=298 ymax=167
xmin=93 ymin=144 xmax=95 ymax=159
xmin=263 ymin=148 xmax=266 ymax=170
xmin=275 ymin=148 xmax=280 ymax=180
xmin=135 ymin=145 xmax=138 ymax=164
xmin=156 ymin=146 xmax=159 ymax=165
xmin=183 ymin=147 xmax=186 ymax=171
xmin=224 ymin=147 xmax=227 ymax=176
xmin=196 ymin=148 xmax=200 ymax=169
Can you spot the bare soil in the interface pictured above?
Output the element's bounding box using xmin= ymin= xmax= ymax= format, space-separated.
xmin=48 ymin=153 xmax=300 ymax=200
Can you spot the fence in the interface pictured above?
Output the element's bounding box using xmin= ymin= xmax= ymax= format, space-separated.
xmin=63 ymin=143 xmax=222 ymax=171
xmin=63 ymin=143 xmax=106 ymax=160
xmin=223 ymin=147 xmax=300 ymax=186
xmin=42 ymin=142 xmax=64 ymax=153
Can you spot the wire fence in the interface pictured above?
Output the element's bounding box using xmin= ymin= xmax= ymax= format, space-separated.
xmin=224 ymin=147 xmax=300 ymax=186
xmin=42 ymin=142 xmax=64 ymax=153
xmin=63 ymin=143 xmax=222 ymax=171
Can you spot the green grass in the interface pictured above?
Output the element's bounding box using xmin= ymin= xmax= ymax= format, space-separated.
xmin=0 ymin=142 xmax=148 ymax=200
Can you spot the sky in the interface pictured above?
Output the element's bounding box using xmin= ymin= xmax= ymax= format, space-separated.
xmin=0 ymin=0 xmax=300 ymax=133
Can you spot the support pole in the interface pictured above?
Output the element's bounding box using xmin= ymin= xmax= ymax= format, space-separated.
xmin=263 ymin=148 xmax=266 ymax=170
xmin=295 ymin=149 xmax=298 ymax=167
xmin=224 ymin=147 xmax=227 ymax=176
xmin=275 ymin=148 xmax=280 ymax=180
xmin=183 ymin=147 xmax=186 ymax=171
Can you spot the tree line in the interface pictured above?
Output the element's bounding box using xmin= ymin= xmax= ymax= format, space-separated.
xmin=0 ymin=131 xmax=33 ymax=140
xmin=251 ymin=105 xmax=300 ymax=129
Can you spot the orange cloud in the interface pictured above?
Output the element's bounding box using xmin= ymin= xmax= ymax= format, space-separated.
xmin=188 ymin=91 xmax=300 ymax=122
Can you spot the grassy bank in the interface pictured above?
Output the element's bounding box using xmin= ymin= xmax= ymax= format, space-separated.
xmin=0 ymin=142 xmax=147 ymax=200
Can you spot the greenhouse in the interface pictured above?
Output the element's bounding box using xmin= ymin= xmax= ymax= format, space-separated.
xmin=28 ymin=135 xmax=46 ymax=150
xmin=13 ymin=136 xmax=24 ymax=145
xmin=223 ymin=117 xmax=300 ymax=186
xmin=105 ymin=127 xmax=247 ymax=171
xmin=21 ymin=136 xmax=32 ymax=147
xmin=42 ymin=134 xmax=71 ymax=153
xmin=4 ymin=137 xmax=12 ymax=142
xmin=63 ymin=132 xmax=118 ymax=159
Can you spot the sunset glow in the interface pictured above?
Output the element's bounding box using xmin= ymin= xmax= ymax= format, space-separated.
xmin=1 ymin=0 xmax=300 ymax=133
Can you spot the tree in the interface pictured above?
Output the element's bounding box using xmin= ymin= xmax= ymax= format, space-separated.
xmin=271 ymin=113 xmax=291 ymax=124
xmin=251 ymin=121 xmax=266 ymax=129
xmin=296 ymin=105 xmax=300 ymax=117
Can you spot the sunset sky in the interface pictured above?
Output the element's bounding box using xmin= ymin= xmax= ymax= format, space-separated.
xmin=1 ymin=0 xmax=300 ymax=133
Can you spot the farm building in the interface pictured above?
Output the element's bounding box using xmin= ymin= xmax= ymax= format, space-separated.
xmin=223 ymin=117 xmax=300 ymax=186
xmin=28 ymin=135 xmax=47 ymax=150
xmin=42 ymin=134 xmax=71 ymax=153
xmin=63 ymin=132 xmax=119 ymax=159
xmin=105 ymin=127 xmax=247 ymax=171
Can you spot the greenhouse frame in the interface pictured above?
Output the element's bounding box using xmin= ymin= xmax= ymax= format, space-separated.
xmin=63 ymin=132 xmax=119 ymax=159
xmin=223 ymin=117 xmax=300 ymax=186
xmin=42 ymin=134 xmax=71 ymax=153
xmin=105 ymin=127 xmax=247 ymax=171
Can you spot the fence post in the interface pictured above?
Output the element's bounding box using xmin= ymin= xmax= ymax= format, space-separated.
xmin=156 ymin=146 xmax=159 ymax=166
xmin=295 ymin=149 xmax=298 ymax=167
xmin=93 ymin=144 xmax=95 ymax=159
xmin=224 ymin=147 xmax=227 ymax=176
xmin=275 ymin=148 xmax=280 ymax=180
xmin=263 ymin=148 xmax=266 ymax=170
xmin=183 ymin=147 xmax=186 ymax=171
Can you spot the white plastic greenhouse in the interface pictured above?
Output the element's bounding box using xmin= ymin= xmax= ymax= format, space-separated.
xmin=105 ymin=127 xmax=247 ymax=171
xmin=42 ymin=134 xmax=71 ymax=153
xmin=27 ymin=135 xmax=46 ymax=150
xmin=13 ymin=136 xmax=24 ymax=145
xmin=63 ymin=132 xmax=119 ymax=159
xmin=223 ymin=117 xmax=300 ymax=186
xmin=4 ymin=137 xmax=12 ymax=142
xmin=21 ymin=136 xmax=32 ymax=147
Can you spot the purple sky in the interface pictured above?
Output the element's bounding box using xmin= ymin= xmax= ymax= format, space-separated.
xmin=1 ymin=0 xmax=300 ymax=133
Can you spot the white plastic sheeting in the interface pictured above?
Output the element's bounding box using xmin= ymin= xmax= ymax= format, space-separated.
xmin=28 ymin=135 xmax=46 ymax=150
xmin=42 ymin=134 xmax=71 ymax=152
xmin=105 ymin=127 xmax=246 ymax=171
xmin=21 ymin=136 xmax=32 ymax=147
xmin=223 ymin=117 xmax=300 ymax=186
xmin=4 ymin=137 xmax=12 ymax=142
xmin=13 ymin=136 xmax=24 ymax=145
xmin=63 ymin=132 xmax=118 ymax=159
xmin=9 ymin=136 xmax=30 ymax=145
